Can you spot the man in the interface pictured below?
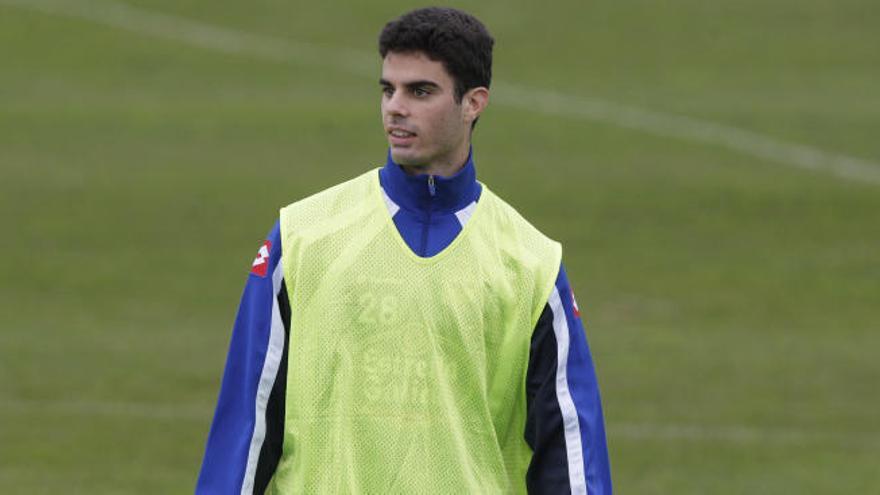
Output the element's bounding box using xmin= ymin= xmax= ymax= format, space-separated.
xmin=197 ymin=7 xmax=611 ymax=494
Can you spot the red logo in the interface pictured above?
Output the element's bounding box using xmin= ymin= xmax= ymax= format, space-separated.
xmin=250 ymin=240 xmax=272 ymax=277
xmin=570 ymin=288 xmax=581 ymax=318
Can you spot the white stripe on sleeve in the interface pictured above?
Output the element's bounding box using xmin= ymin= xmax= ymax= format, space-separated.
xmin=240 ymin=260 xmax=286 ymax=494
xmin=548 ymin=286 xmax=588 ymax=494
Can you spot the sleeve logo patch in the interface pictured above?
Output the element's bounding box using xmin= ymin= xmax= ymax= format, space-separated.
xmin=250 ymin=240 xmax=272 ymax=277
xmin=570 ymin=288 xmax=581 ymax=318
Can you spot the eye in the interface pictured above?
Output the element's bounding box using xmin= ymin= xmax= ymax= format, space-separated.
xmin=413 ymin=87 xmax=430 ymax=98
xmin=381 ymin=86 xmax=394 ymax=97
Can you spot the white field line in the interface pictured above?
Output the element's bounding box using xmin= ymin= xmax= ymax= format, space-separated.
xmin=4 ymin=0 xmax=880 ymax=186
xmin=0 ymin=0 xmax=376 ymax=76
xmin=3 ymin=398 xmax=878 ymax=449
xmin=493 ymin=83 xmax=880 ymax=186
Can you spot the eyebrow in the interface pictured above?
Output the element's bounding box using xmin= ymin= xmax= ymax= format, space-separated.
xmin=379 ymin=79 xmax=441 ymax=91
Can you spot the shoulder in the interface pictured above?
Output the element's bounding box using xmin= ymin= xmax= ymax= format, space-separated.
xmin=279 ymin=168 xmax=379 ymax=236
xmin=479 ymin=184 xmax=561 ymax=250
xmin=477 ymin=184 xmax=562 ymax=275
xmin=281 ymin=169 xmax=378 ymax=218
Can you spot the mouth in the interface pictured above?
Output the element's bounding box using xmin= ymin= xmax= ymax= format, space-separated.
xmin=387 ymin=126 xmax=417 ymax=146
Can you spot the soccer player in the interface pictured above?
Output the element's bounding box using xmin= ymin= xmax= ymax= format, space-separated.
xmin=197 ymin=7 xmax=612 ymax=494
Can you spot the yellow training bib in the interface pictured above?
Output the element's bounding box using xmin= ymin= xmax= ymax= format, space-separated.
xmin=270 ymin=169 xmax=561 ymax=494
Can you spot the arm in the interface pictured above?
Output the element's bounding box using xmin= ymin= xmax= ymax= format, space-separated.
xmin=196 ymin=221 xmax=290 ymax=495
xmin=524 ymin=263 xmax=612 ymax=494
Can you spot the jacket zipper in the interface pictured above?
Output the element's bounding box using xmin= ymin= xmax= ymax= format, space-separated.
xmin=420 ymin=175 xmax=436 ymax=256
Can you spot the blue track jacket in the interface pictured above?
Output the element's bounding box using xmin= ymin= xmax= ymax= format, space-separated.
xmin=197 ymin=151 xmax=613 ymax=494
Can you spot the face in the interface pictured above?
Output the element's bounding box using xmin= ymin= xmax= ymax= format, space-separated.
xmin=380 ymin=51 xmax=485 ymax=172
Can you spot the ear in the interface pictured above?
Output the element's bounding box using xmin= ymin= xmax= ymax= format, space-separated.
xmin=462 ymin=86 xmax=489 ymax=124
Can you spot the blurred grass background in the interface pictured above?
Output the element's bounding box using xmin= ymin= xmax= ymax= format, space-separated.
xmin=1 ymin=0 xmax=878 ymax=493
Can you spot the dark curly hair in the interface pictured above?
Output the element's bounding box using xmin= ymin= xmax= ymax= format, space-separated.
xmin=379 ymin=7 xmax=494 ymax=103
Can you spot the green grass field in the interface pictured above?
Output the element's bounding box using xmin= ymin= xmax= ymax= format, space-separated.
xmin=2 ymin=0 xmax=879 ymax=492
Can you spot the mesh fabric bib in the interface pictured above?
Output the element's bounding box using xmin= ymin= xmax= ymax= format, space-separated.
xmin=269 ymin=169 xmax=561 ymax=494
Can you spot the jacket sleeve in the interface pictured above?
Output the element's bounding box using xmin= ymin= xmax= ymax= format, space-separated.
xmin=524 ymin=262 xmax=612 ymax=494
xmin=196 ymin=221 xmax=291 ymax=495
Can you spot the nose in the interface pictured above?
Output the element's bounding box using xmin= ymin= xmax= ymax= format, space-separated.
xmin=384 ymin=90 xmax=409 ymax=118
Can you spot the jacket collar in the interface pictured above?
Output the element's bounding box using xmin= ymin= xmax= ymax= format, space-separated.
xmin=379 ymin=148 xmax=480 ymax=214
